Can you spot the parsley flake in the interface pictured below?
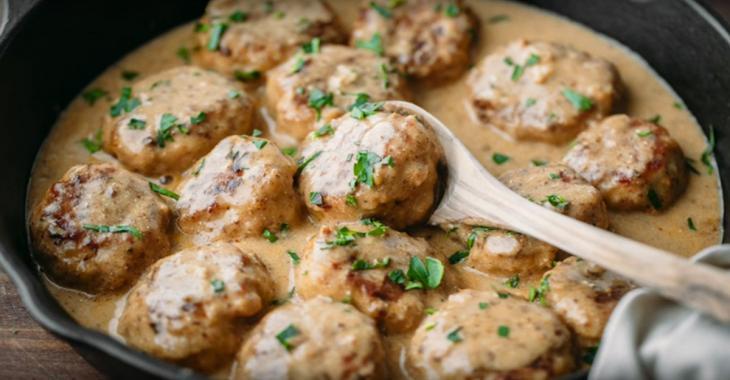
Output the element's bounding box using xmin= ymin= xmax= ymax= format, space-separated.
xmin=448 ymin=250 xmax=469 ymax=265
xmin=309 ymin=191 xmax=324 ymax=206
xmin=308 ymin=88 xmax=334 ymax=120
xmin=207 ymin=22 xmax=228 ymax=51
xmin=287 ymin=250 xmax=301 ymax=265
xmin=82 ymin=88 xmax=108 ymax=105
xmin=149 ymin=182 xmax=180 ymax=200
xmin=497 ymin=325 xmax=510 ymax=338
xmin=447 ymin=327 xmax=463 ymax=343
xmin=81 ymin=129 xmax=103 ymax=154
xmin=211 ymin=279 xmax=225 ymax=293
xmin=355 ymin=33 xmax=384 ymax=56
xmin=353 ymin=151 xmax=382 ymax=188
xmin=352 ymin=257 xmax=391 ymax=271
xmin=190 ymin=112 xmax=206 ymax=125
xmin=234 ymin=70 xmax=262 ymax=82
xmin=83 ymin=224 xmax=142 ymax=239
xmin=263 ymin=229 xmax=278 ymax=243
xmin=276 ymin=324 xmax=301 ymax=351
xmin=700 ymin=126 xmax=716 ymax=175
xmin=562 ymin=88 xmax=594 ymax=111
xmin=109 ymin=87 xmax=141 ymax=117
xmin=492 ymin=153 xmax=510 ymax=165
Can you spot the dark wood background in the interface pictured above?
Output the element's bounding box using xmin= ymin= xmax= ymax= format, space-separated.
xmin=2 ymin=2 xmax=729 ymax=379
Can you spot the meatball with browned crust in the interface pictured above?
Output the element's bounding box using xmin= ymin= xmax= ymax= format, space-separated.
xmin=542 ymin=257 xmax=633 ymax=347
xmin=234 ymin=297 xmax=386 ymax=380
xmin=195 ymin=0 xmax=344 ymax=75
xmin=468 ymin=39 xmax=621 ymax=144
xmin=563 ymin=114 xmax=688 ymax=211
xmin=102 ymin=66 xmax=255 ymax=176
xmin=295 ymin=221 xmax=442 ymax=333
xmin=176 ymin=135 xmax=301 ymax=244
xmin=298 ymin=106 xmax=443 ymax=229
xmin=499 ymin=164 xmax=609 ymax=228
xmin=408 ymin=289 xmax=575 ymax=380
xmin=118 ymin=242 xmax=273 ymax=373
xmin=351 ymin=0 xmax=477 ymax=81
xmin=266 ymin=45 xmax=408 ymax=140
xmin=30 ymin=164 xmax=171 ymax=293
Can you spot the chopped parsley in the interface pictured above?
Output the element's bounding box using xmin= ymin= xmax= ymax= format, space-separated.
xmin=229 ymin=10 xmax=248 ymax=22
xmin=352 ymin=257 xmax=391 ymax=271
xmin=548 ymin=172 xmax=561 ymax=180
xmin=148 ymin=182 xmax=180 ymax=200
xmin=291 ymin=56 xmax=306 ymax=74
xmin=466 ymin=226 xmax=493 ymax=249
xmin=307 ymin=88 xmax=334 ymax=120
xmin=128 ymin=118 xmax=146 ymax=130
xmin=156 ymin=113 xmax=180 ymax=147
xmin=687 ymin=217 xmax=697 ymax=231
xmin=252 ymin=129 xmax=263 ymax=137
xmin=479 ymin=302 xmax=489 ymax=310
xmin=207 ymin=22 xmax=228 ymax=51
xmin=275 ymin=324 xmax=301 ymax=351
xmin=497 ymin=292 xmax=509 ymax=299
xmin=673 ymin=102 xmax=684 ymax=110
xmin=301 ymin=37 xmax=321 ymax=54
xmin=497 ymin=325 xmax=510 ymax=338
xmin=504 ymin=274 xmax=520 ymax=289
xmin=446 ymin=327 xmax=463 ymax=343
xmin=448 ymin=250 xmax=469 ymax=265
xmin=253 ymin=140 xmax=268 ymax=150
xmin=190 ymin=112 xmax=206 ymax=125
xmin=685 ymin=157 xmax=700 ymax=175
xmin=263 ymin=229 xmax=278 ymax=243
xmin=345 ymin=194 xmax=358 ymax=207
xmin=296 ymin=151 xmax=322 ymax=173
xmin=193 ymin=159 xmax=206 ymax=176
xmin=370 ymin=1 xmax=392 ymax=18
xmin=404 ymin=256 xmax=445 ymax=290
xmin=562 ymin=88 xmax=594 ymax=111
xmin=583 ymin=345 xmax=599 ymax=364
xmin=510 ymin=53 xmax=540 ymax=82
xmin=488 ymin=14 xmax=510 ymax=24
xmin=383 ymin=156 xmax=394 ymax=167
xmin=287 ymin=250 xmax=301 ymax=265
xmin=109 ymin=87 xmax=141 ymax=117
xmin=545 ymin=194 xmax=569 ymax=210
xmin=83 ymin=224 xmax=142 ymax=239
xmin=309 ymin=191 xmax=324 ymax=206
xmin=353 ymin=151 xmax=382 ymax=188
xmin=349 ymin=93 xmax=383 ymax=120
xmin=121 ymin=70 xmax=139 ymax=81
xmin=531 ymin=159 xmax=547 ymax=167
xmin=327 ymin=227 xmax=365 ymax=247
xmin=81 ymin=129 xmax=103 ymax=154
xmin=312 ymin=124 xmax=334 ymax=138
xmin=355 ymin=33 xmax=384 ymax=56
xmin=210 ymin=279 xmax=225 ymax=293
xmin=525 ymin=98 xmax=537 ymax=108
xmin=425 ymin=307 xmax=437 ymax=315
xmin=647 ymin=188 xmax=663 ymax=210
xmin=528 ymin=275 xmax=550 ymax=305
xmin=444 ymin=2 xmax=460 ymax=17
xmin=700 ymin=126 xmax=716 ymax=175
xmin=194 ymin=22 xmax=210 ymax=33
xmin=380 ymin=63 xmax=391 ymax=89
xmin=647 ymin=114 xmax=662 ymax=124
xmin=234 ymin=70 xmax=262 ymax=82
xmin=361 ymin=218 xmax=388 ymax=236
xmin=228 ymin=89 xmax=241 ymax=99
xmin=492 ymin=152 xmax=510 ymax=165
xmin=282 ymin=147 xmax=297 ymax=157
xmin=636 ymin=129 xmax=654 ymax=138
xmin=82 ymin=88 xmax=107 ymax=105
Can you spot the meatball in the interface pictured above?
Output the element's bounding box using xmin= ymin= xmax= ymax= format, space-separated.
xmin=118 ymin=242 xmax=273 ymax=372
xmin=234 ymin=297 xmax=386 ymax=380
xmin=176 ymin=135 xmax=301 ymax=243
xmin=298 ymin=106 xmax=443 ymax=229
xmin=562 ymin=114 xmax=688 ymax=211
xmin=445 ymin=224 xmax=557 ymax=276
xmin=296 ymin=221 xmax=439 ymax=333
xmin=29 ymin=164 xmax=171 ymax=293
xmin=468 ymin=39 xmax=621 ymax=143
xmin=351 ymin=0 xmax=477 ymax=80
xmin=266 ymin=45 xmax=408 ymax=140
xmin=499 ymin=164 xmax=609 ymax=228
xmin=542 ymin=257 xmax=633 ymax=346
xmin=102 ymin=66 xmax=255 ymax=176
xmin=409 ymin=289 xmax=575 ymax=379
xmin=195 ymin=0 xmax=344 ymax=75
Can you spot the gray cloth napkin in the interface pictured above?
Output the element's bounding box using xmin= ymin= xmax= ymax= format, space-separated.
xmin=589 ymin=244 xmax=730 ymax=380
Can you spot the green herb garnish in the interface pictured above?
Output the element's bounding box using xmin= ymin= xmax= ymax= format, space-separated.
xmin=353 ymin=151 xmax=382 ymax=188
xmin=287 ymin=250 xmax=301 ymax=265
xmin=309 ymin=191 xmax=323 ymax=206
xmin=370 ymin=1 xmax=392 ymax=18
xmin=253 ymin=140 xmax=268 ymax=150
xmin=229 ymin=10 xmax=248 ymax=22
xmin=700 ymin=126 xmax=716 ymax=175
xmin=128 ymin=118 xmax=146 ymax=130
xmin=234 ymin=70 xmax=262 ymax=82
xmin=308 ymin=88 xmax=334 ymax=120
xmin=446 ymin=327 xmax=463 ymax=343
xmin=497 ymin=325 xmax=510 ymax=338
xmin=276 ymin=324 xmax=301 ymax=351
xmin=352 ymin=257 xmax=391 ymax=271
xmin=355 ymin=33 xmax=384 ymax=56
xmin=562 ymin=88 xmax=594 ymax=111
xmin=492 ymin=153 xmax=510 ymax=165
xmin=109 ymin=87 xmax=141 ymax=117
xmin=448 ymin=250 xmax=469 ymax=265
xmin=647 ymin=188 xmax=663 ymax=210
xmin=504 ymin=275 xmax=520 ymax=289
xmin=121 ymin=70 xmax=139 ymax=81
xmin=207 ymin=22 xmax=228 ymax=51
xmin=82 ymin=88 xmax=107 ymax=105
xmin=263 ymin=229 xmax=278 ymax=243
xmin=81 ymin=129 xmax=103 ymax=154
xmin=190 ymin=112 xmax=206 ymax=125
xmin=312 ymin=124 xmax=334 ymax=138
xmin=83 ymin=224 xmax=142 ymax=239
xmin=211 ymin=279 xmax=225 ymax=293
xmin=148 ymin=182 xmax=180 ymax=200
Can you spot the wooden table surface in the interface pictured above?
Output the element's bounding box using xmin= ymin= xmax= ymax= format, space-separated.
xmin=2 ymin=3 xmax=729 ymax=379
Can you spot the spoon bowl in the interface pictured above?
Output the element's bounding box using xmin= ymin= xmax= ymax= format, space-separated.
xmin=386 ymin=100 xmax=730 ymax=323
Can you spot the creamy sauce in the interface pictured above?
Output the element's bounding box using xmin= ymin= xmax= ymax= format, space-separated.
xmin=26 ymin=0 xmax=723 ymax=378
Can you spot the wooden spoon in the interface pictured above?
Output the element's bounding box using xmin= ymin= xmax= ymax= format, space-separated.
xmin=386 ymin=100 xmax=730 ymax=323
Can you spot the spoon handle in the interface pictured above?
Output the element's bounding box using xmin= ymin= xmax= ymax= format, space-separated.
xmin=432 ymin=151 xmax=730 ymax=323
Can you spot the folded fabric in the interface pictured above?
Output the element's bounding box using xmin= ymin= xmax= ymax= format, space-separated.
xmin=590 ymin=244 xmax=730 ymax=380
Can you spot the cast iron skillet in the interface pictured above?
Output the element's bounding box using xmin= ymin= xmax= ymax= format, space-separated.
xmin=0 ymin=0 xmax=727 ymax=378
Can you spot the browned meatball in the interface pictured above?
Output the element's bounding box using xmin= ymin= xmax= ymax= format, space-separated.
xmin=468 ymin=39 xmax=621 ymax=144
xmin=499 ymin=164 xmax=609 ymax=228
xmin=29 ymin=164 xmax=171 ymax=293
xmin=543 ymin=257 xmax=633 ymax=346
xmin=266 ymin=45 xmax=408 ymax=140
xmin=176 ymin=135 xmax=301 ymax=244
xmin=195 ymin=0 xmax=344 ymax=75
xmin=351 ymin=0 xmax=477 ymax=80
xmin=295 ymin=221 xmax=441 ymax=333
xmin=444 ymin=224 xmax=557 ymax=276
xmin=562 ymin=114 xmax=688 ymax=211
xmin=408 ymin=289 xmax=575 ymax=379
xmin=102 ymin=66 xmax=255 ymax=176
xmin=298 ymin=106 xmax=443 ymax=229
xmin=234 ymin=297 xmax=386 ymax=380
xmin=118 ymin=242 xmax=273 ymax=372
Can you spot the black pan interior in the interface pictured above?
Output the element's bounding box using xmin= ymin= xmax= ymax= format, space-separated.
xmin=0 ymin=0 xmax=726 ymax=378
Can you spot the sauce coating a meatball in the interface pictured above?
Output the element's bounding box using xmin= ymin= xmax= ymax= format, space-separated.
xmin=468 ymin=39 xmax=621 ymax=143
xmin=409 ymin=289 xmax=575 ymax=379
xmin=266 ymin=45 xmax=408 ymax=139
xmin=298 ymin=106 xmax=443 ymax=229
xmin=102 ymin=66 xmax=255 ymax=176
xmin=176 ymin=135 xmax=301 ymax=244
xmin=542 ymin=257 xmax=633 ymax=347
xmin=30 ymin=164 xmax=171 ymax=293
xmin=562 ymin=114 xmax=688 ymax=211
xmin=351 ymin=0 xmax=477 ymax=80
xmin=295 ymin=221 xmax=440 ymax=333
xmin=234 ymin=296 xmax=386 ymax=380
xmin=118 ymin=242 xmax=273 ymax=372
xmin=195 ymin=0 xmax=344 ymax=75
